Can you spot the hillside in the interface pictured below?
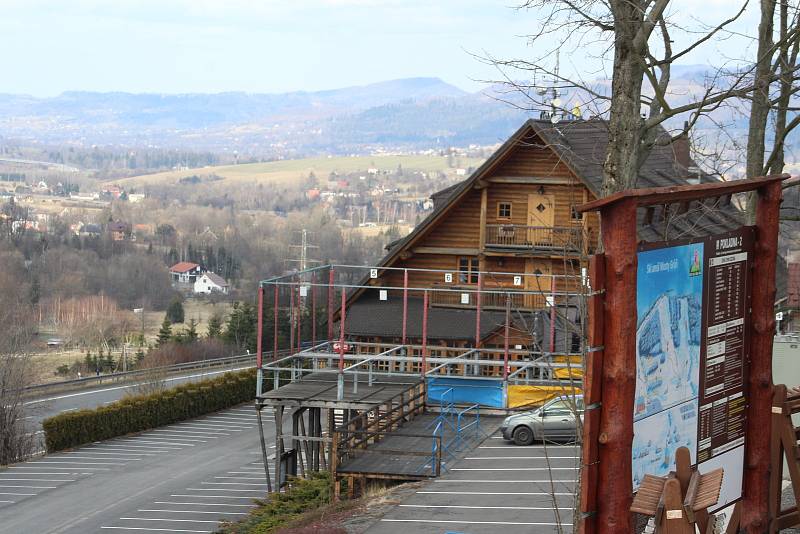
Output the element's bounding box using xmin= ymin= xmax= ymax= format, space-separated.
xmin=113 ymin=154 xmax=486 ymax=189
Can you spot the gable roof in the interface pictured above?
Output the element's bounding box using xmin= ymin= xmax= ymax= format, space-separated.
xmin=203 ymin=272 xmax=229 ymax=287
xmin=170 ymin=261 xmax=200 ymax=273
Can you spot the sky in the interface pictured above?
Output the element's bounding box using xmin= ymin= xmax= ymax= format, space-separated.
xmin=0 ymin=0 xmax=763 ymax=97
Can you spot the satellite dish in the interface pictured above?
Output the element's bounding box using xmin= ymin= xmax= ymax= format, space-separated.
xmin=551 ymin=114 xmax=561 ymax=124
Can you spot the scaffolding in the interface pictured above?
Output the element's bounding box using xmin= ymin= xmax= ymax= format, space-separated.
xmin=253 ymin=263 xmax=587 ymax=492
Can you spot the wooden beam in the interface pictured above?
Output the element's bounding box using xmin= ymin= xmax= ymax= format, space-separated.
xmin=487 ymin=176 xmax=577 ymax=185
xmin=576 ymin=174 xmax=789 ymax=213
xmin=479 ymin=187 xmax=488 ymax=251
xmin=412 ymin=246 xmax=480 ymax=255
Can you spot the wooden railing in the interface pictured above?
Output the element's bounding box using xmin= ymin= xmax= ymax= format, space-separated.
xmin=485 ymin=224 xmax=587 ymax=252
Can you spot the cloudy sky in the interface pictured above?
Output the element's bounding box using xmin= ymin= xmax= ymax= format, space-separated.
xmin=0 ymin=0 xmax=762 ymax=96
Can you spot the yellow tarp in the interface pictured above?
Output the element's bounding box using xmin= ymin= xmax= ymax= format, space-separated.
xmin=552 ymin=355 xmax=584 ymax=380
xmin=507 ymin=384 xmax=582 ymax=409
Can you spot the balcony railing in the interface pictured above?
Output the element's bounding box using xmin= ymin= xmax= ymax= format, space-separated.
xmin=485 ymin=224 xmax=587 ymax=252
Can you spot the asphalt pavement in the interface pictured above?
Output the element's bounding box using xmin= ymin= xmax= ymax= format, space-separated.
xmin=366 ymin=431 xmax=579 ymax=534
xmin=0 ymin=405 xmax=275 ymax=533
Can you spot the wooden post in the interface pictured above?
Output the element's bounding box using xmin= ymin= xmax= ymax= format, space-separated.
xmin=579 ymin=254 xmax=604 ymax=534
xmin=421 ymin=290 xmax=429 ymax=375
xmin=742 ymin=180 xmax=781 ymax=533
xmin=503 ymin=294 xmax=510 ymax=380
xmin=328 ymin=268 xmax=335 ymax=341
xmin=402 ymin=269 xmax=408 ymax=346
xmin=275 ymin=405 xmax=284 ymax=491
xmin=311 ymin=273 xmax=317 ymax=346
xmin=339 ymin=288 xmax=346 ymax=373
xmin=273 ymin=285 xmax=279 ymax=359
xmin=475 ymin=272 xmax=482 ymax=349
xmin=596 ymin=197 xmax=638 ymax=534
xmin=256 ymin=285 xmax=264 ymax=369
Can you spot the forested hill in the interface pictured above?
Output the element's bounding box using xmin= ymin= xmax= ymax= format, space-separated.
xmin=0 ymin=78 xmax=524 ymax=154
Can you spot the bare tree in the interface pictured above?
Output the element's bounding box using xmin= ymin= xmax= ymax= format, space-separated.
xmin=483 ymin=1 xmax=800 ymax=195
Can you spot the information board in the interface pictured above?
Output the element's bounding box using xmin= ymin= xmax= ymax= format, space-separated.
xmin=632 ymin=228 xmax=754 ymax=512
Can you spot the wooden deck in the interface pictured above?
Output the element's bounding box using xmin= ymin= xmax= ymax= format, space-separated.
xmin=257 ymin=372 xmax=422 ymax=410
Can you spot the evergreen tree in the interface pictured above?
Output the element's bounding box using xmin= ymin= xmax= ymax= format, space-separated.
xmin=185 ymin=319 xmax=199 ymax=343
xmin=166 ymin=298 xmax=185 ymax=324
xmin=223 ymin=302 xmax=257 ymax=351
xmin=157 ymin=316 xmax=173 ymax=346
xmin=206 ymin=313 xmax=223 ymax=339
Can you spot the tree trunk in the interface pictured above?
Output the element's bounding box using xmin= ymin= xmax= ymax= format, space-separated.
xmin=745 ymin=0 xmax=776 ymax=223
xmin=603 ymin=2 xmax=646 ymax=196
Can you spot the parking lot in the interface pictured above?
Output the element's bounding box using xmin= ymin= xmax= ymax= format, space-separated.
xmin=368 ymin=431 xmax=579 ymax=534
xmin=0 ymin=406 xmax=274 ymax=534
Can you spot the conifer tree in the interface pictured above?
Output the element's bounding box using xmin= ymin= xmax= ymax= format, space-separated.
xmin=157 ymin=317 xmax=173 ymax=346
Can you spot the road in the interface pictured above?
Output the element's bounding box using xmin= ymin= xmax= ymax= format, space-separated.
xmin=0 ymin=405 xmax=275 ymax=533
xmin=23 ymin=365 xmax=254 ymax=429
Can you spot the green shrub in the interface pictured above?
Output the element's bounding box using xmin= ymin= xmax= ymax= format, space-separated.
xmin=217 ymin=471 xmax=333 ymax=534
xmin=43 ymin=369 xmax=261 ymax=452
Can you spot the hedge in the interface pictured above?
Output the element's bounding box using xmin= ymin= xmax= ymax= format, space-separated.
xmin=217 ymin=472 xmax=333 ymax=534
xmin=43 ymin=368 xmax=260 ymax=452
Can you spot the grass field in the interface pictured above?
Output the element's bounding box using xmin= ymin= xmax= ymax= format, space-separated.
xmin=111 ymin=154 xmax=484 ymax=188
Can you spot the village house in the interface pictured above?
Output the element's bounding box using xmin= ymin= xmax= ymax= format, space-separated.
xmin=194 ymin=272 xmax=230 ymax=295
xmin=339 ymin=118 xmax=742 ymax=371
xmin=170 ymin=261 xmax=202 ymax=285
xmin=107 ymin=221 xmax=131 ymax=241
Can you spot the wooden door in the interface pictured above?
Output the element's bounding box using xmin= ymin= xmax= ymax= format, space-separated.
xmin=525 ymin=259 xmax=552 ymax=309
xmin=527 ymin=193 xmax=555 ymax=245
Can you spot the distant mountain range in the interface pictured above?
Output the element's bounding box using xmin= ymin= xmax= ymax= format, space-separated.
xmin=0 ymin=71 xmax=755 ymax=157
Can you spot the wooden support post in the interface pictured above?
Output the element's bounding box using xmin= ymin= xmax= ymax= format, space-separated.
xmin=768 ymin=385 xmax=786 ymax=534
xmin=311 ymin=273 xmax=317 ymax=346
xmin=579 ymin=255 xmax=604 ymax=534
xmin=402 ymin=269 xmax=408 ymax=346
xmin=596 ymin=197 xmax=638 ymax=534
xmin=742 ymin=180 xmax=781 ymax=533
xmin=503 ymin=294 xmax=510 ymax=380
xmin=273 ymin=285 xmax=279 ymax=360
xmin=421 ymin=290 xmax=429 ymax=375
xmin=275 ymin=405 xmax=284 ymax=491
xmin=293 ymin=408 xmax=305 ymax=478
xmin=328 ymin=268 xmax=335 ymax=341
xmin=256 ymin=285 xmax=264 ymax=369
xmin=256 ymin=405 xmax=273 ymax=493
xmin=327 ymin=408 xmax=335 ymax=472
xmin=298 ymin=410 xmax=312 ymax=476
xmin=475 ymin=272 xmax=482 ymax=349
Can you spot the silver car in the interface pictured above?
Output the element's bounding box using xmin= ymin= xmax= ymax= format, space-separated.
xmin=500 ymin=395 xmax=584 ymax=445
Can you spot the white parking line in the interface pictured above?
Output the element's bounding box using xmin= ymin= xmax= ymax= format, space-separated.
xmin=200 ymin=482 xmax=267 ymax=486
xmin=434 ymin=479 xmax=577 ymax=483
xmin=0 ymin=484 xmax=57 ymax=489
xmin=136 ymin=435 xmax=207 ymax=443
xmin=171 ymin=494 xmax=254 ymax=499
xmin=417 ymin=491 xmax=574 ymax=495
xmin=0 ymin=500 xmax=14 ymax=503
xmin=95 ymin=444 xmax=180 ymax=451
xmin=0 ymin=478 xmax=75 ymax=482
xmin=174 ymin=423 xmax=247 ymax=431
xmin=76 ymin=450 xmax=156 ymax=456
xmin=154 ymin=502 xmax=252 ymax=507
xmin=186 ymin=488 xmax=264 ymax=493
xmin=33 ymin=461 xmax=123 ymax=466
xmin=116 ymin=439 xmax=195 ymax=447
xmin=51 ymin=456 xmax=143 ymax=461
xmin=0 ymin=492 xmax=36 ymax=496
xmin=464 ymin=456 xmax=580 ymax=460
xmin=9 ymin=466 xmax=110 ymax=471
xmin=381 ymin=519 xmax=571 ymax=526
xmin=150 ymin=429 xmax=229 ymax=436
xmin=138 ymin=509 xmax=247 ymax=515
xmin=214 ymin=477 xmax=265 ymax=481
xmin=451 ymin=467 xmax=578 ymax=471
xmin=0 ymin=472 xmax=91 ymax=476
xmin=120 ymin=517 xmax=218 ymax=523
xmin=399 ymin=504 xmax=574 ymax=510
xmin=101 ymin=527 xmax=212 ymax=532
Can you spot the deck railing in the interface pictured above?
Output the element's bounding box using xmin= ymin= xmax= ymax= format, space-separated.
xmin=485 ymin=224 xmax=587 ymax=252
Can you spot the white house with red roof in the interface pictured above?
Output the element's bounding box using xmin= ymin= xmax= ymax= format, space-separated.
xmin=169 ymin=262 xmax=202 ymax=284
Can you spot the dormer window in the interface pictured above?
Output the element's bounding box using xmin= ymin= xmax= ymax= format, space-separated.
xmin=497 ymin=202 xmax=512 ymax=219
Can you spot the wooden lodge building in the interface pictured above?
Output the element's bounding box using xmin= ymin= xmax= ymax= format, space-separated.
xmin=338 ymin=118 xmax=743 ymax=371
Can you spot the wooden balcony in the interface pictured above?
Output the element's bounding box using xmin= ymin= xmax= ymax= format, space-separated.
xmin=428 ymin=285 xmax=548 ymax=311
xmin=484 ymin=224 xmax=588 ymax=253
